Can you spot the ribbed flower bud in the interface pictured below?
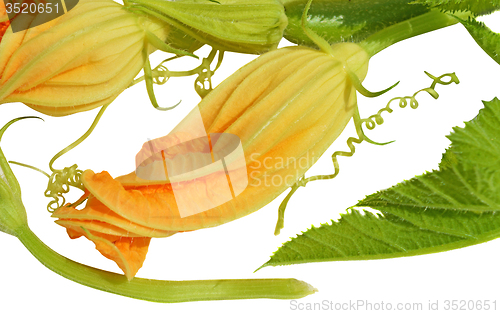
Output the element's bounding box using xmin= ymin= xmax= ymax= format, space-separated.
xmin=126 ymin=0 xmax=288 ymax=54
xmin=0 ymin=0 xmax=173 ymax=116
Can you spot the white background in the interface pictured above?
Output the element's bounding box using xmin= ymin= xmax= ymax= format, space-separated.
xmin=1 ymin=10 xmax=500 ymax=314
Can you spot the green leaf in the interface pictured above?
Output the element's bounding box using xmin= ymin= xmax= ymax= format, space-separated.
xmin=413 ymin=0 xmax=500 ymax=16
xmin=458 ymin=17 xmax=500 ymax=66
xmin=360 ymin=165 xmax=500 ymax=213
xmin=444 ymin=98 xmax=500 ymax=170
xmin=261 ymin=209 xmax=500 ymax=268
xmin=261 ymin=165 xmax=500 ymax=268
xmin=260 ymin=98 xmax=500 ymax=269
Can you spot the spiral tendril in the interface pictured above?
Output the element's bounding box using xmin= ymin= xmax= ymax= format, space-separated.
xmin=44 ymin=165 xmax=85 ymax=212
xmin=274 ymin=72 xmax=459 ymax=235
xmin=131 ymin=48 xmax=224 ymax=98
xmin=359 ymin=72 xmax=459 ymax=131
xmin=42 ymin=105 xmax=109 ymax=212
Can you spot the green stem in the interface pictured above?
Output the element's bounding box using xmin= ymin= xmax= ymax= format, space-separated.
xmin=16 ymin=225 xmax=317 ymax=302
xmin=49 ymin=104 xmax=109 ymax=172
xmin=274 ymin=184 xmax=300 ymax=236
xmin=361 ymin=10 xmax=468 ymax=56
xmin=9 ymin=161 xmax=50 ymax=178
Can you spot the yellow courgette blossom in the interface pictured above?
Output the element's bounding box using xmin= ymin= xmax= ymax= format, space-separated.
xmin=0 ymin=0 xmax=175 ymax=116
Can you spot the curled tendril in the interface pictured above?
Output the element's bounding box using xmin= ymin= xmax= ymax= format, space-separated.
xmin=9 ymin=160 xmax=86 ymax=213
xmin=152 ymin=65 xmax=171 ymax=85
xmin=10 ymin=105 xmax=108 ymax=212
xmin=360 ymin=72 xmax=459 ymax=131
xmin=274 ymin=71 xmax=460 ymax=235
xmin=195 ymin=50 xmax=224 ymax=97
xmin=131 ymin=48 xmax=224 ymax=99
xmin=44 ymin=165 xmax=85 ymax=212
xmin=41 ymin=105 xmax=109 ymax=212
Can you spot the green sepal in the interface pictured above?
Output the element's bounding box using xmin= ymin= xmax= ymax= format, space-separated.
xmin=348 ymin=70 xmax=400 ymax=98
xmin=0 ymin=117 xmax=41 ymax=236
xmin=0 ymin=181 xmax=26 ymax=237
xmin=164 ymin=27 xmax=204 ymax=54
xmin=145 ymin=30 xmax=198 ymax=58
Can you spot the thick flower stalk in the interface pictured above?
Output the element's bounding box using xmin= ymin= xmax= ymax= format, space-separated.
xmin=52 ymin=40 xmax=373 ymax=278
xmin=282 ymin=0 xmax=429 ymax=46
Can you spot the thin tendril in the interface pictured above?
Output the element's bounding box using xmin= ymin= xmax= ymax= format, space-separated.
xmin=359 ymin=72 xmax=459 ymax=130
xmin=49 ymin=104 xmax=108 ymax=172
xmin=132 ymin=48 xmax=224 ymax=98
xmin=0 ymin=116 xmax=43 ymax=141
xmin=195 ymin=49 xmax=224 ymax=97
xmin=9 ymin=161 xmax=50 ymax=178
xmin=301 ymin=0 xmax=335 ymax=56
xmin=274 ymin=72 xmax=460 ymax=235
xmin=44 ymin=105 xmax=109 ymax=212
xmin=45 ymin=165 xmax=85 ymax=212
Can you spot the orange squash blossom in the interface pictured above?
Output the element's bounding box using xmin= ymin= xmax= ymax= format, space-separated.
xmin=52 ymin=41 xmax=373 ymax=279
